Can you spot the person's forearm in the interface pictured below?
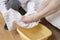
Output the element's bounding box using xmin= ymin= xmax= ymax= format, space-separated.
xmin=37 ymin=0 xmax=60 ymax=19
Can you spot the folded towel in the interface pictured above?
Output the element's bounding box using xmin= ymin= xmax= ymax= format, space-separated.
xmin=3 ymin=9 xmax=40 ymax=31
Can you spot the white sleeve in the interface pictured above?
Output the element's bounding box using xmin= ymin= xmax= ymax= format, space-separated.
xmin=0 ymin=0 xmax=7 ymax=13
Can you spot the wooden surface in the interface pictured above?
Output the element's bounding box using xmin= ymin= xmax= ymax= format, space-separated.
xmin=0 ymin=13 xmax=21 ymax=40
